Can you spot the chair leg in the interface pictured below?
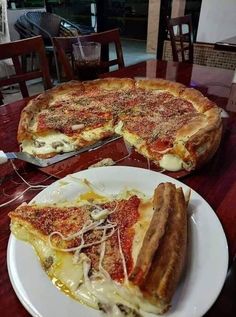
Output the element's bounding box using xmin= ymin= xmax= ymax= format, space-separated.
xmin=0 ymin=90 xmax=4 ymax=105
xmin=21 ymin=55 xmax=27 ymax=73
xmin=53 ymin=49 xmax=61 ymax=83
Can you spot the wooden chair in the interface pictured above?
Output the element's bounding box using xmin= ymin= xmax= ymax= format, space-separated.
xmin=24 ymin=11 xmax=95 ymax=81
xmin=0 ymin=36 xmax=52 ymax=105
xmin=166 ymin=15 xmax=194 ymax=63
xmin=53 ymin=28 xmax=125 ymax=81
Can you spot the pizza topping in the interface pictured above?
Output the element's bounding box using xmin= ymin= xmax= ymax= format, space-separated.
xmin=34 ymin=140 xmax=46 ymax=148
xmin=148 ymin=138 xmax=172 ymax=153
xmin=37 ymin=108 xmax=112 ymax=135
xmin=161 ymin=98 xmax=196 ymax=117
xmin=71 ymin=124 xmax=85 ymax=131
xmin=51 ymin=141 xmax=64 ymax=149
xmin=11 ymin=195 xmax=140 ymax=282
xmin=90 ymin=208 xmax=110 ymax=221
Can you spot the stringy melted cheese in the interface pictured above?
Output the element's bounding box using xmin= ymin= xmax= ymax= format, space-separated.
xmin=10 ymin=188 xmax=160 ymax=316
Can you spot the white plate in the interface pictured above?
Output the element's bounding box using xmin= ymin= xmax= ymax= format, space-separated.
xmin=7 ymin=166 xmax=228 ymax=317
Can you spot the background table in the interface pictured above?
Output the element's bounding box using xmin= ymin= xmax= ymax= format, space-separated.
xmin=1 ymin=60 xmax=236 ymax=316
xmin=215 ymin=36 xmax=236 ymax=52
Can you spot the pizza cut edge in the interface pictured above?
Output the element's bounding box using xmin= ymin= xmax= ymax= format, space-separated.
xmin=8 ymin=181 xmax=188 ymax=315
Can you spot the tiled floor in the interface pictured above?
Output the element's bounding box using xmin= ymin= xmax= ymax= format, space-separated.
xmin=1 ymin=39 xmax=155 ymax=105
xmin=118 ymin=38 xmax=155 ymax=66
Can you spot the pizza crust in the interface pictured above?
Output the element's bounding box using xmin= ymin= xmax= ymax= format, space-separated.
xmin=135 ymin=78 xmax=185 ymax=96
xmin=141 ymin=186 xmax=187 ymax=313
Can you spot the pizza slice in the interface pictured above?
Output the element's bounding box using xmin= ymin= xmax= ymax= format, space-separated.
xmin=116 ymin=79 xmax=222 ymax=171
xmin=17 ymin=82 xmax=116 ymax=158
xmin=9 ymin=182 xmax=188 ymax=315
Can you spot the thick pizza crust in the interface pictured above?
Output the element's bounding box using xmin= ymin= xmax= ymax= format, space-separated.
xmin=83 ymin=77 xmax=135 ymax=91
xmin=129 ymin=182 xmax=187 ymax=313
xmin=129 ymin=183 xmax=187 ymax=313
xmin=17 ymin=78 xmax=222 ymax=170
xmin=141 ymin=185 xmax=187 ymax=313
xmin=135 ymin=78 xmax=185 ymax=96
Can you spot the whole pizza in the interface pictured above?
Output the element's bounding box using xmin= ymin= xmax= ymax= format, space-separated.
xmin=18 ymin=78 xmax=222 ymax=172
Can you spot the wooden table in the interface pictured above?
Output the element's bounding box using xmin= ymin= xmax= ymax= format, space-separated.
xmin=215 ymin=35 xmax=236 ymax=52
xmin=0 ymin=60 xmax=236 ymax=316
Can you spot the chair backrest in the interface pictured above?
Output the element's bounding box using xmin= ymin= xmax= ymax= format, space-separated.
xmin=14 ymin=16 xmax=38 ymax=39
xmin=53 ymin=28 xmax=125 ymax=81
xmin=25 ymin=11 xmax=94 ymax=43
xmin=166 ymin=15 xmax=193 ymax=63
xmin=0 ymin=36 xmax=52 ymax=104
xmin=25 ymin=11 xmax=62 ymax=38
xmin=14 ymin=15 xmax=38 ymax=39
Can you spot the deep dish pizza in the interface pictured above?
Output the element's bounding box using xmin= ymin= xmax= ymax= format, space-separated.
xmin=17 ymin=78 xmax=222 ymax=171
xmin=9 ymin=181 xmax=188 ymax=315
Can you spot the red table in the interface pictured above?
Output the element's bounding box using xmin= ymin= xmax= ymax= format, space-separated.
xmin=0 ymin=60 xmax=236 ymax=316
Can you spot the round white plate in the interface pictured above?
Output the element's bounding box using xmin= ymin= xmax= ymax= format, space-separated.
xmin=7 ymin=166 xmax=228 ymax=317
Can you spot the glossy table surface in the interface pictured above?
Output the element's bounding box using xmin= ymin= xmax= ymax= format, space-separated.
xmin=0 ymin=60 xmax=236 ymax=316
xmin=214 ymin=35 xmax=236 ymax=52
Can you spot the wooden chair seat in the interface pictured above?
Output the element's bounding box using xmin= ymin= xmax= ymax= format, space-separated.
xmin=166 ymin=15 xmax=194 ymax=63
xmin=0 ymin=36 xmax=52 ymax=105
xmin=53 ymin=28 xmax=125 ymax=81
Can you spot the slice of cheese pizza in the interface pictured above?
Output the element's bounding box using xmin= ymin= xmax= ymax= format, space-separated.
xmin=17 ymin=81 xmax=116 ymax=158
xmin=115 ymin=79 xmax=222 ymax=172
xmin=9 ymin=182 xmax=187 ymax=316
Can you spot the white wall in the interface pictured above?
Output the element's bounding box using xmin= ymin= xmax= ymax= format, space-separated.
xmin=197 ymin=0 xmax=236 ymax=43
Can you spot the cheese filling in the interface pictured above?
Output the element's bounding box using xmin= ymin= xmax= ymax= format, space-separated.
xmin=159 ymin=154 xmax=184 ymax=171
xmin=11 ymin=221 xmax=159 ymax=316
xmin=21 ymin=132 xmax=75 ymax=155
xmin=80 ymin=121 xmax=114 ymax=142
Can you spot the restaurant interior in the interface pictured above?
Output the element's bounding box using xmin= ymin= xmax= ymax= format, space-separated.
xmin=0 ymin=1 xmax=236 ymax=317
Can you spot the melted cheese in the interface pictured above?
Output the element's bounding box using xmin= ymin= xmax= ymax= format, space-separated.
xmin=11 ymin=220 xmax=160 ymax=316
xmin=115 ymin=121 xmax=144 ymax=150
xmin=116 ymin=121 xmax=186 ymax=172
xmin=80 ymin=121 xmax=114 ymax=142
xmin=22 ymin=121 xmax=114 ymax=156
xmin=159 ymin=153 xmax=184 ymax=171
xmin=10 ymin=186 xmax=166 ymax=316
xmin=21 ymin=132 xmax=75 ymax=155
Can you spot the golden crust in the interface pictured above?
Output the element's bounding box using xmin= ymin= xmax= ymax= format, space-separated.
xmin=186 ymin=121 xmax=223 ymax=168
xmin=135 ymin=78 xmax=185 ymax=96
xmin=141 ymin=186 xmax=187 ymax=313
xmin=129 ymin=183 xmax=176 ymax=284
xmin=83 ymin=77 xmax=135 ymax=91
xmin=179 ymin=87 xmax=215 ymax=113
